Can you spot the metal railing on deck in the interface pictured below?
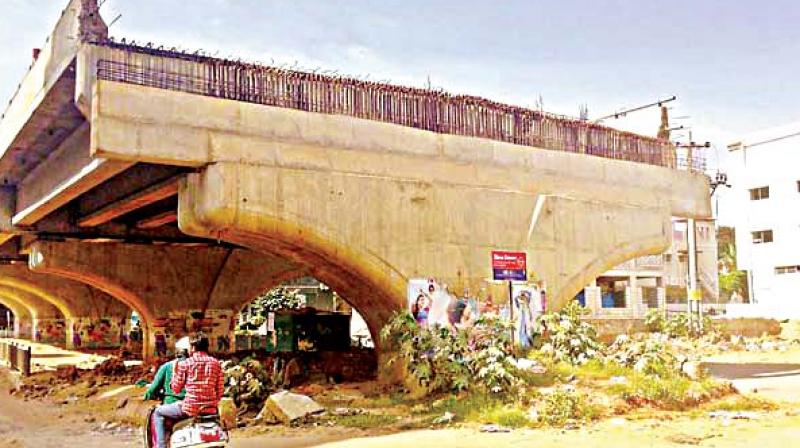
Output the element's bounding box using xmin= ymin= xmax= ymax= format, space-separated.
xmin=0 ymin=340 xmax=31 ymax=376
xmin=92 ymin=41 xmax=704 ymax=172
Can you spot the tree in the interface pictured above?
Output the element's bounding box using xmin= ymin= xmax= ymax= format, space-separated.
xmin=239 ymin=287 xmax=304 ymax=330
xmin=717 ymin=237 xmax=747 ymax=301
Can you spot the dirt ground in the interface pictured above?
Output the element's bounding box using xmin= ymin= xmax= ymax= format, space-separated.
xmin=312 ymin=414 xmax=800 ymax=448
xmin=4 ymin=337 xmax=800 ymax=447
xmin=3 ymin=378 xmax=799 ymax=448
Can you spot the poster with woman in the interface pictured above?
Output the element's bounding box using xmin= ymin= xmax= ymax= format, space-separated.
xmin=407 ymin=278 xmax=432 ymax=328
xmin=407 ymin=278 xmax=458 ymax=328
xmin=509 ymin=283 xmax=543 ymax=348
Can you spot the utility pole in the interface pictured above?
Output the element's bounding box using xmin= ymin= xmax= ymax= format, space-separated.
xmin=685 ymin=130 xmax=700 ymax=333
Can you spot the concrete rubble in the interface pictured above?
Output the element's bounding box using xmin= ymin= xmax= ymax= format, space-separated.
xmin=263 ymin=390 xmax=325 ymax=424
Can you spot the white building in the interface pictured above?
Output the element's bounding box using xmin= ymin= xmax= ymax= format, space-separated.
xmin=582 ymin=218 xmax=719 ymax=319
xmin=724 ymin=121 xmax=800 ymax=318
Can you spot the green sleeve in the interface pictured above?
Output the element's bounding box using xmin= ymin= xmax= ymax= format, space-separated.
xmin=144 ymin=362 xmax=169 ymax=400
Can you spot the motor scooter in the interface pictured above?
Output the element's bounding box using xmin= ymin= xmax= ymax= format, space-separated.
xmin=143 ymin=402 xmax=229 ymax=448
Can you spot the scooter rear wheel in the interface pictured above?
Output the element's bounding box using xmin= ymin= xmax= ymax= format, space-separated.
xmin=143 ymin=406 xmax=157 ymax=448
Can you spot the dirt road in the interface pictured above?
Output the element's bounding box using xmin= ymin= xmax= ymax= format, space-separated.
xmin=312 ymin=414 xmax=800 ymax=448
xmin=0 ymin=382 xmax=139 ymax=448
xmin=4 ymin=342 xmax=800 ymax=448
xmin=0 ymin=368 xmax=360 ymax=448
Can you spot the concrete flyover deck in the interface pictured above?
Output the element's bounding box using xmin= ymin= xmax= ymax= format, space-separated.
xmin=0 ymin=0 xmax=711 ymax=358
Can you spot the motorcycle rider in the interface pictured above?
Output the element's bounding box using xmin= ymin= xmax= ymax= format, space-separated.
xmin=143 ymin=337 xmax=189 ymax=404
xmin=153 ymin=334 xmax=224 ymax=448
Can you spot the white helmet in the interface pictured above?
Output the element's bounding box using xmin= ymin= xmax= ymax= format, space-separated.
xmin=175 ymin=336 xmax=191 ymax=352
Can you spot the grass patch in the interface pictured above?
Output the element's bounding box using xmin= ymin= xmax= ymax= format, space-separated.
xmin=608 ymin=372 xmax=733 ymax=410
xmin=705 ymin=395 xmax=778 ymax=412
xmin=478 ymin=404 xmax=532 ymax=428
xmin=558 ymin=359 xmax=633 ymax=382
xmin=431 ymin=393 xmax=502 ymax=421
xmin=332 ymin=413 xmax=399 ymax=428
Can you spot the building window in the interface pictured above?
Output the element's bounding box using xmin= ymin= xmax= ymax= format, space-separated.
xmin=749 ymin=186 xmax=769 ymax=200
xmin=775 ymin=265 xmax=800 ymax=275
xmin=797 ymin=180 xmax=800 ymax=193
xmin=752 ymin=230 xmax=774 ymax=244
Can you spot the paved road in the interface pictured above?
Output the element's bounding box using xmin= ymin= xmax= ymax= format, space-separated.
xmin=705 ymin=361 xmax=800 ymax=403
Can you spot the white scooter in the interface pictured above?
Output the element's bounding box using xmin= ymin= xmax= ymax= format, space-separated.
xmin=144 ymin=405 xmax=229 ymax=448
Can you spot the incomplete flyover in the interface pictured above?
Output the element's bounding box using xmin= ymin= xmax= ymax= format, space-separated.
xmin=0 ymin=0 xmax=710 ymax=357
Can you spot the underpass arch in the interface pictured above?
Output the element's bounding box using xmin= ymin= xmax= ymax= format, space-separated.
xmin=27 ymin=246 xmax=156 ymax=357
xmin=0 ymin=278 xmax=76 ymax=320
xmin=179 ymin=180 xmax=410 ymax=349
xmin=556 ymin=231 xmax=671 ymax=310
xmin=0 ymin=295 xmax=35 ymax=338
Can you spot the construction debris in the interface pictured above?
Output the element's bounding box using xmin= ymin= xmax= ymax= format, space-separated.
xmin=264 ymin=391 xmax=325 ymax=424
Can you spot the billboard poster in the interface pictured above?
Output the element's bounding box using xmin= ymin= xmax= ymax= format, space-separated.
xmin=408 ymin=278 xmax=478 ymax=329
xmin=491 ymin=251 xmax=527 ymax=281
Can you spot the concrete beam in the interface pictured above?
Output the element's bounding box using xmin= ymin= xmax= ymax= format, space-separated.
xmin=78 ymin=177 xmax=179 ymax=227
xmin=89 ymin=79 xmax=711 ymax=220
xmin=0 ymin=0 xmax=85 ymax=162
xmin=13 ymin=158 xmax=132 ymax=225
xmin=136 ymin=210 xmax=177 ymax=229
xmin=13 ymin=124 xmax=132 ymax=225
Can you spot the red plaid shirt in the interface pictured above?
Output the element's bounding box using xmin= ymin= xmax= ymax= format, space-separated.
xmin=170 ymin=351 xmax=225 ymax=416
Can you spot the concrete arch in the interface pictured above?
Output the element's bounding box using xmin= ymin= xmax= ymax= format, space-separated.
xmin=179 ymin=170 xmax=409 ymax=346
xmin=27 ymin=240 xmax=307 ymax=358
xmin=0 ymin=265 xmax=132 ymax=320
xmin=0 ymin=278 xmax=75 ymax=320
xmin=555 ymin=231 xmax=671 ymax=310
xmin=0 ymin=285 xmax=64 ymax=320
xmin=0 ymin=293 xmax=38 ymax=321
xmin=0 ymin=295 xmax=34 ymax=338
xmin=28 ymin=245 xmax=155 ymax=356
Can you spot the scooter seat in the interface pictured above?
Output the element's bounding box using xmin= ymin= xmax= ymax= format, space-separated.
xmin=172 ymin=413 xmax=221 ymax=432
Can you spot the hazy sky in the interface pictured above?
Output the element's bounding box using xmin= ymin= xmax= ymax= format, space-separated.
xmin=1 ymin=0 xmax=798 ymax=169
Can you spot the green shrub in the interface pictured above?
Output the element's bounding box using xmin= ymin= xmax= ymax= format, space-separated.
xmin=540 ymin=389 xmax=600 ymax=426
xmin=605 ymin=335 xmax=679 ymax=376
xmin=644 ymin=309 xmax=666 ymax=333
xmin=534 ymin=301 xmax=603 ymax=365
xmin=381 ymin=312 xmax=520 ymax=394
xmin=645 ymin=311 xmax=718 ymax=339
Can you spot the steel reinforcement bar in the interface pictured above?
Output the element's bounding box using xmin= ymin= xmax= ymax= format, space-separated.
xmin=93 ymin=41 xmax=704 ymax=172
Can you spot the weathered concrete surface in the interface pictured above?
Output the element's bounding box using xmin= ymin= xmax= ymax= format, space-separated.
xmin=0 ymin=264 xmax=131 ymax=348
xmin=28 ymin=240 xmax=305 ymax=356
xmin=0 ymin=295 xmax=34 ymax=338
xmin=264 ymin=391 xmax=325 ymax=424
xmin=85 ymin=80 xmax=709 ymax=318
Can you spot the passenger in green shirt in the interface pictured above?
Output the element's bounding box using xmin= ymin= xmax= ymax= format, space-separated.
xmin=144 ymin=337 xmax=190 ymax=404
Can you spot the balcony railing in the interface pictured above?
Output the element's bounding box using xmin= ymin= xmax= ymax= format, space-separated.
xmin=613 ymin=254 xmax=665 ymax=271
